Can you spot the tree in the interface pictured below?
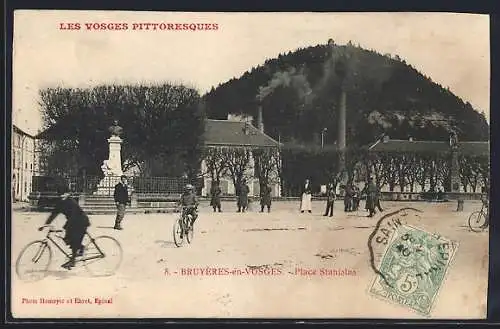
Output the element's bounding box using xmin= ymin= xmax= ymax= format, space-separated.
xmin=38 ymin=84 xmax=205 ymax=178
xmin=222 ymin=148 xmax=253 ymax=193
xmin=253 ymin=148 xmax=280 ymax=187
xmin=203 ymin=147 xmax=229 ymax=183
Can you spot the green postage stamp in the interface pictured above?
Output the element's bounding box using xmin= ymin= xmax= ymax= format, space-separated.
xmin=369 ymin=224 xmax=459 ymax=316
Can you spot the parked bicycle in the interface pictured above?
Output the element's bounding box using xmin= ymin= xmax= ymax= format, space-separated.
xmin=468 ymin=199 xmax=489 ymax=232
xmin=16 ymin=225 xmax=123 ymax=282
xmin=173 ymin=206 xmax=195 ymax=247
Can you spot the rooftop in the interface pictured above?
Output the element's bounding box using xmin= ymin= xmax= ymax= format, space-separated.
xmin=13 ymin=124 xmax=35 ymax=138
xmin=368 ymin=139 xmax=490 ymax=157
xmin=203 ymin=119 xmax=279 ymax=148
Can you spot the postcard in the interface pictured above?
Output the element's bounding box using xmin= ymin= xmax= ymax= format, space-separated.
xmin=11 ymin=10 xmax=490 ymax=319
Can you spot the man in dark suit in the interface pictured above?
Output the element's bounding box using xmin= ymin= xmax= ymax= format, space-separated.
xmin=210 ymin=181 xmax=222 ymax=212
xmin=260 ymin=183 xmax=272 ymax=213
xmin=113 ymin=175 xmax=129 ymax=230
xmin=39 ymin=187 xmax=91 ymax=269
xmin=237 ymin=179 xmax=250 ymax=212
xmin=323 ymin=182 xmax=336 ymax=217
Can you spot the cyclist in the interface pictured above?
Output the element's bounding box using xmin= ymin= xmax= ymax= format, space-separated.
xmin=481 ymin=192 xmax=489 ymax=224
xmin=38 ymin=188 xmax=91 ymax=270
xmin=180 ymin=184 xmax=199 ymax=231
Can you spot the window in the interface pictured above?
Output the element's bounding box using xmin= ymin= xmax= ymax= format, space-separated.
xmin=25 ymin=181 xmax=27 ymax=194
xmin=25 ymin=162 xmax=28 ymax=169
xmin=30 ymin=163 xmax=33 ymax=170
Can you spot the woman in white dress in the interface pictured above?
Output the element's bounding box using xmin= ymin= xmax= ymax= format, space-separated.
xmin=300 ymin=179 xmax=312 ymax=213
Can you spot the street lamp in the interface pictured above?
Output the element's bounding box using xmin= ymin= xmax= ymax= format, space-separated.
xmin=321 ymin=128 xmax=328 ymax=148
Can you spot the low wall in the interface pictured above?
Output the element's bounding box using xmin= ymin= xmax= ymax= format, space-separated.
xmin=28 ymin=192 xmax=80 ymax=210
xmin=26 ymin=190 xmax=486 ymax=211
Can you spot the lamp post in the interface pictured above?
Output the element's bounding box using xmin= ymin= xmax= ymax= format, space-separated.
xmin=321 ymin=128 xmax=328 ymax=149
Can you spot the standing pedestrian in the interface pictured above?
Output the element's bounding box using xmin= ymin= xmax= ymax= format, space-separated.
xmin=300 ymin=179 xmax=312 ymax=213
xmin=363 ymin=177 xmax=377 ymax=217
xmin=210 ymin=181 xmax=222 ymax=212
xmin=375 ymin=183 xmax=384 ymax=212
xmin=237 ymin=179 xmax=250 ymax=212
xmin=260 ymin=182 xmax=272 ymax=213
xmin=323 ymin=182 xmax=336 ymax=217
xmin=113 ymin=175 xmax=129 ymax=230
xmin=352 ymin=185 xmax=360 ymax=211
xmin=344 ymin=182 xmax=353 ymax=212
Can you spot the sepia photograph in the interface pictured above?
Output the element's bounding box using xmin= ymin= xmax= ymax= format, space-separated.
xmin=10 ymin=11 xmax=490 ymax=319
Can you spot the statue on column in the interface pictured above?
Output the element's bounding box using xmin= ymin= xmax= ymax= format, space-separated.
xmin=109 ymin=120 xmax=123 ymax=138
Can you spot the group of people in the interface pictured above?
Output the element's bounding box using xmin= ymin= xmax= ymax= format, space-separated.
xmin=40 ymin=174 xmax=385 ymax=271
xmin=209 ymin=179 xmax=273 ymax=213
xmin=299 ymin=177 xmax=383 ymax=218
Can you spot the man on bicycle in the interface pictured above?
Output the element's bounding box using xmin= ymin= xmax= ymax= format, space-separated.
xmin=180 ymin=184 xmax=199 ymax=228
xmin=38 ymin=187 xmax=91 ymax=270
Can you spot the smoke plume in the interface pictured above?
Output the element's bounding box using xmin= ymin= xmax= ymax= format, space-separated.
xmin=256 ymin=67 xmax=313 ymax=103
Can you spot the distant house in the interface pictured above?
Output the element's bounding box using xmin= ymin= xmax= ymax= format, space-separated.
xmin=201 ymin=115 xmax=281 ymax=198
xmin=368 ymin=137 xmax=489 ymax=157
xmin=368 ymin=136 xmax=489 ymax=193
xmin=12 ymin=125 xmax=38 ymax=201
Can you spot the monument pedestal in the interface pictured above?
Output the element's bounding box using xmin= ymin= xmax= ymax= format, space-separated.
xmin=95 ymin=175 xmax=123 ymax=195
xmin=95 ymin=136 xmax=124 ymax=195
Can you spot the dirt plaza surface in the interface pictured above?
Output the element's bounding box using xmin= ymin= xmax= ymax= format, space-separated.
xmin=10 ymin=200 xmax=488 ymax=319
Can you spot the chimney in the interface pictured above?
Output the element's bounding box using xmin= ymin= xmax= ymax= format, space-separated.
xmin=408 ymin=136 xmax=414 ymax=142
xmin=383 ymin=135 xmax=390 ymax=143
xmin=337 ymin=91 xmax=346 ymax=150
xmin=257 ymin=105 xmax=264 ymax=133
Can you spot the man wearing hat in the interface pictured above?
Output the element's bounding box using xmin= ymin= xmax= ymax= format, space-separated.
xmin=113 ymin=175 xmax=130 ymax=230
xmin=237 ymin=179 xmax=250 ymax=213
xmin=323 ymin=182 xmax=336 ymax=217
xmin=39 ymin=186 xmax=91 ymax=270
xmin=180 ymin=184 xmax=199 ymax=229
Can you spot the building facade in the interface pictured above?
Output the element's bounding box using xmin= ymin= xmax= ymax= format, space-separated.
xmin=12 ymin=125 xmax=38 ymax=202
xmin=201 ymin=116 xmax=282 ymax=198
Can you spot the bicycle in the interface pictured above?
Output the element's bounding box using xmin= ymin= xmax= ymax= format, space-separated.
xmin=468 ymin=200 xmax=489 ymax=232
xmin=15 ymin=225 xmax=123 ymax=282
xmin=173 ymin=206 xmax=196 ymax=247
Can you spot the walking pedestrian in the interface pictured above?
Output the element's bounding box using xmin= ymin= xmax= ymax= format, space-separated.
xmin=300 ymin=179 xmax=312 ymax=213
xmin=260 ymin=182 xmax=272 ymax=213
xmin=210 ymin=181 xmax=222 ymax=212
xmin=237 ymin=179 xmax=250 ymax=212
xmin=113 ymin=175 xmax=129 ymax=230
xmin=323 ymin=182 xmax=335 ymax=217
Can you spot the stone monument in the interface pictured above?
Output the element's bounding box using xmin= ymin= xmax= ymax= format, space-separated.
xmin=95 ymin=120 xmax=125 ymax=195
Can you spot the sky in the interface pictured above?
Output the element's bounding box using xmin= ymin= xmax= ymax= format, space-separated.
xmin=12 ymin=11 xmax=490 ymax=135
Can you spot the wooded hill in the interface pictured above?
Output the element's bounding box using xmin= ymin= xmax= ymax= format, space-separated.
xmin=203 ymin=41 xmax=489 ymax=146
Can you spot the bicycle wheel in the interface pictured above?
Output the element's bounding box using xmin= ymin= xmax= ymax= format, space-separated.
xmin=468 ymin=211 xmax=487 ymax=232
xmin=15 ymin=241 xmax=52 ymax=282
xmin=173 ymin=217 xmax=184 ymax=247
xmin=83 ymin=236 xmax=123 ymax=276
xmin=186 ymin=218 xmax=194 ymax=244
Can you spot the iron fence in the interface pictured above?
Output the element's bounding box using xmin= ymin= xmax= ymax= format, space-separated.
xmin=31 ymin=175 xmax=197 ymax=196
